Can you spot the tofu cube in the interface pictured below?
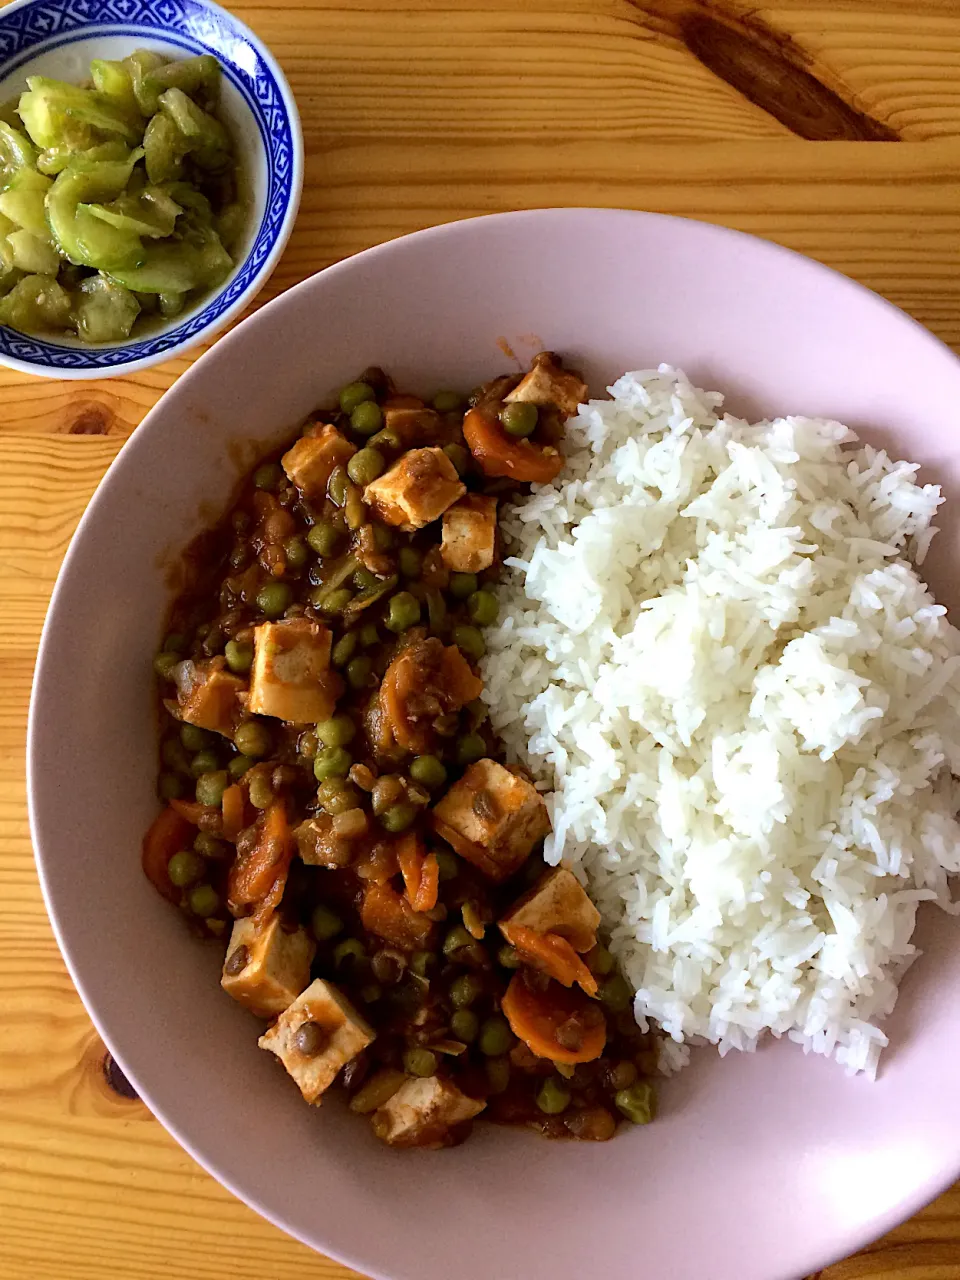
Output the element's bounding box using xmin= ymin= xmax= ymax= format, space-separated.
xmin=175 ymin=660 xmax=245 ymax=738
xmin=259 ymin=979 xmax=375 ymax=1105
xmin=499 ymin=866 xmax=600 ymax=954
xmin=441 ymin=495 xmax=497 ymax=573
xmin=221 ymin=915 xmax=315 ymax=1017
xmin=382 ymin=405 xmax=442 ymax=447
xmin=431 ymin=758 xmax=551 ymax=882
xmin=248 ymin=617 xmax=336 ymax=724
xmin=504 ymin=353 xmax=587 ymax=418
xmin=362 ymin=447 xmax=465 ymax=531
xmin=281 ymin=424 xmax=356 ymax=500
xmin=372 ymin=1076 xmax=485 ymax=1148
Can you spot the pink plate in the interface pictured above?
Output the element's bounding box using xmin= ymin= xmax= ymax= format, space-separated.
xmin=28 ymin=209 xmax=960 ymax=1280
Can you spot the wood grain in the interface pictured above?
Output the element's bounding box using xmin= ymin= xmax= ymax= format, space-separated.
xmin=3 ymin=1 xmax=960 ymax=1277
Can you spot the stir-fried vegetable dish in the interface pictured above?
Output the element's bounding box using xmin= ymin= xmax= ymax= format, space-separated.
xmin=145 ymin=353 xmax=660 ymax=1147
xmin=0 ymin=50 xmax=242 ymax=341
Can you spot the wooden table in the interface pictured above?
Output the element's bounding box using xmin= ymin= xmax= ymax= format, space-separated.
xmin=4 ymin=1 xmax=960 ymax=1277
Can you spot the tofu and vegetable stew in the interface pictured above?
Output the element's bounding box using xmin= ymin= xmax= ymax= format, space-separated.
xmin=144 ymin=354 xmax=659 ymax=1148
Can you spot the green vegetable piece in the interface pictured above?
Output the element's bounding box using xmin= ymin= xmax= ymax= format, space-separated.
xmin=501 ymin=401 xmax=538 ymax=438
xmin=247 ymin=770 xmax=274 ymax=811
xmin=450 ymin=1009 xmax=479 ymax=1043
xmin=306 ymin=522 xmax=341 ymax=557
xmin=159 ymin=290 xmax=184 ymax=318
xmin=339 ymin=381 xmax=375 ymax=414
xmin=317 ymin=714 xmax=355 ymax=748
xmin=450 ymin=973 xmax=483 ymax=1008
xmin=313 ymin=747 xmax=352 ymax=781
xmin=345 ymin=655 xmax=372 ymax=690
xmin=311 ymin=903 xmax=343 ymax=942
xmin=253 ymin=461 xmax=283 ymax=490
xmin=485 ymin=1056 xmax=511 ymax=1094
xmin=350 ymin=400 xmax=382 ymax=436
xmin=442 ymin=442 xmax=469 ymax=476
xmin=188 ymin=883 xmax=220 ymax=918
xmin=18 ymin=76 xmax=141 ymax=149
xmin=478 ymin=1015 xmax=513 ymax=1057
xmin=256 ymin=580 xmax=292 ymax=618
xmin=142 ymin=112 xmax=187 ymax=184
xmin=157 ymin=772 xmax=183 ymax=800
xmin=180 ymin=724 xmax=213 ymax=752
xmin=224 ymin=639 xmax=253 ymax=674
xmin=536 ymin=1077 xmax=571 ymax=1115
xmin=74 ymin=274 xmax=140 ymax=342
xmin=216 ymin=199 xmax=247 ymax=254
xmin=333 ymin=937 xmax=365 ymax=970
xmin=497 ymin=944 xmax=522 ymax=970
xmin=90 ymin=60 xmax=141 ymax=118
xmin=379 ymin=802 xmax=418 ymax=834
xmin=456 ymin=732 xmax=486 ymax=766
xmin=123 ymin=50 xmax=170 ymax=116
xmin=46 ymin=153 xmax=143 ymax=269
xmin=449 ymin=572 xmax=477 ymax=600
xmin=167 ymin=849 xmax=204 ymax=888
xmin=403 ymin=1047 xmax=438 ymax=1078
xmin=385 ymin=591 xmax=420 ymax=633
xmin=234 ymin=720 xmax=271 ymax=758
xmin=195 ymin=770 xmax=228 ymax=807
xmin=614 ymin=1081 xmax=656 ymax=1125
xmin=144 ymin=55 xmax=220 ymax=108
xmin=453 ymin=624 xmax=485 ymax=661
xmin=467 ymin=589 xmax=499 ymax=627
xmin=83 ymin=185 xmax=181 ymax=238
xmin=227 ymin=754 xmax=254 ymax=780
xmin=0 ymin=273 xmax=70 ymax=333
xmin=37 ymin=138 xmax=130 ymax=176
xmin=159 ymin=88 xmax=230 ymax=171
xmin=347 ymin=446 xmax=384 ymax=486
xmin=432 ymin=390 xmax=464 ymax=413
xmin=409 ymin=755 xmax=446 ymax=790
xmin=0 ymin=121 xmax=37 ymax=178
xmin=104 ymin=241 xmax=201 ymax=293
xmin=0 ymin=166 xmax=52 ymax=238
xmin=598 ymin=973 xmax=632 ymax=1014
xmin=6 ymin=229 xmax=59 ymax=275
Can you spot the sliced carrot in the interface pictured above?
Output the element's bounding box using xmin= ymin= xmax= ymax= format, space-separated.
xmin=502 ymin=973 xmax=606 ymax=1064
xmin=463 ymin=407 xmax=564 ymax=484
xmin=227 ymin=801 xmax=292 ymax=918
xmin=396 ymin=832 xmax=426 ymax=902
xmin=501 ymin=924 xmax=598 ymax=996
xmin=142 ymin=806 xmax=193 ymax=903
xmin=169 ymin=798 xmax=211 ymax=825
xmin=221 ymin=784 xmax=245 ymax=841
xmin=413 ymin=852 xmax=439 ymax=913
xmin=361 ymin=882 xmax=435 ymax=950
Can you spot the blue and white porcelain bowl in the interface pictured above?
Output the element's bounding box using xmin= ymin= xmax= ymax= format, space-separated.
xmin=0 ymin=0 xmax=302 ymax=378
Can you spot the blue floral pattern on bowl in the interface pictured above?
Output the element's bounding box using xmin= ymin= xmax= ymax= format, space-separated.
xmin=0 ymin=0 xmax=298 ymax=371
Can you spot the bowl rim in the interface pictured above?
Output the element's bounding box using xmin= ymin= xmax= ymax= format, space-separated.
xmin=0 ymin=0 xmax=304 ymax=379
xmin=27 ymin=206 xmax=960 ymax=1279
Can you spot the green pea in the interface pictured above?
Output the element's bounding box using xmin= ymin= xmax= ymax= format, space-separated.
xmin=587 ymin=945 xmax=616 ymax=977
xmin=398 ymin=546 xmax=422 ymax=578
xmin=317 ymin=715 xmax=355 ymax=748
xmin=195 ymin=771 xmax=228 ymax=807
xmin=158 ymin=772 xmax=184 ymax=800
xmin=403 ymin=1047 xmax=438 ymax=1078
xmin=353 ymin=567 xmax=380 ymax=591
xmin=599 ymin=973 xmax=632 ymax=1014
xmin=331 ymin=631 xmax=358 ymax=668
xmin=443 ymin=924 xmax=473 ymax=958
xmin=372 ymin=524 xmax=394 ymax=551
xmin=283 ymin=535 xmax=309 ymax=570
xmin=467 ymin=589 xmax=499 ymax=627
xmin=180 ymin=723 xmax=213 ymax=752
xmin=350 ymin=400 xmax=383 ymax=437
xmin=256 ymin=581 xmax=292 ymax=618
xmin=253 ymin=461 xmax=285 ymax=490
xmin=450 ymin=973 xmax=483 ymax=1008
xmin=334 ymin=936 xmax=366 ymax=970
xmin=311 ymin=903 xmax=344 ymax=942
xmin=501 ymin=401 xmax=538 ymax=438
xmin=478 ymin=1015 xmax=513 ymax=1057
xmin=194 ymin=832 xmax=229 ymax=860
xmin=360 ymin=982 xmax=383 ymax=1004
xmin=409 ymin=950 xmax=436 ymax=978
xmin=161 ymin=738 xmax=190 ymax=773
xmin=317 ymin=587 xmax=352 ymax=615
xmin=167 ymin=849 xmax=204 ymax=888
xmin=346 ymin=655 xmax=372 ymax=690
xmin=359 ymin=623 xmax=380 ymax=648
xmin=453 ymin=624 xmax=485 ymax=662
xmin=154 ymin=651 xmax=180 ymax=679
xmin=432 ymin=390 xmax=464 ymax=413
xmin=380 ymin=802 xmax=417 ymax=833
xmin=314 ymin=746 xmax=352 ymax=781
xmin=317 ymin=778 xmax=360 ymax=814
xmin=307 ymin=522 xmax=341 ymax=557
xmin=347 ymin=446 xmax=385 ymax=486
xmin=451 ymin=572 xmax=481 ymax=601
xmin=442 ymin=442 xmax=469 ymax=476
xmin=385 ymin=591 xmax=420 ymax=633
xmin=614 ymin=1081 xmax=656 ymax=1125
xmin=497 ymin=945 xmax=522 ymax=970
xmin=408 ymin=755 xmax=447 ymax=790
xmin=224 ymin=638 xmax=253 ymax=674
xmin=536 ymin=1076 xmax=571 ymax=1115
xmin=450 ymin=1009 xmax=479 ymax=1043
xmin=247 ymin=771 xmax=274 ymax=810
xmin=163 ymin=632 xmax=187 ymax=653
xmin=485 ymin=1056 xmax=511 ymax=1094
xmin=434 ymin=848 xmax=459 ymax=882
xmin=327 ymin=466 xmax=349 ymax=507
xmin=369 ymin=426 xmax=402 ymax=451
xmin=188 ymin=883 xmax=220 ymax=917
xmin=190 ymin=748 xmax=220 ymax=778
xmin=456 ymin=732 xmax=486 ymax=766
xmin=339 ymin=380 xmax=376 ymax=414
xmin=234 ymin=720 xmax=271 ymax=758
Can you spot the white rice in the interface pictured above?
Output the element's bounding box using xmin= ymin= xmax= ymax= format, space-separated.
xmin=481 ymin=366 xmax=960 ymax=1078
